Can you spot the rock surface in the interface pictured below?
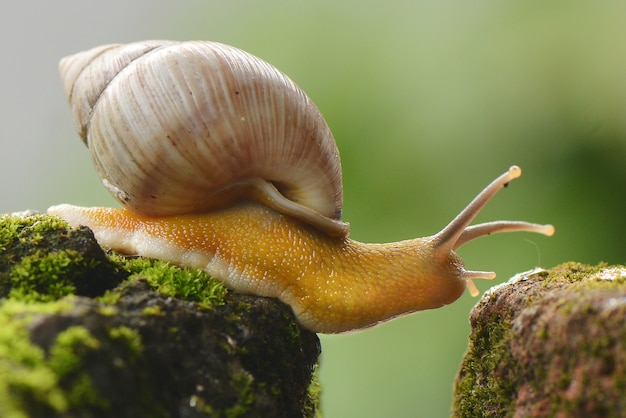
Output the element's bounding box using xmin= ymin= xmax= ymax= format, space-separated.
xmin=453 ymin=263 xmax=626 ymax=417
xmin=0 ymin=212 xmax=320 ymax=417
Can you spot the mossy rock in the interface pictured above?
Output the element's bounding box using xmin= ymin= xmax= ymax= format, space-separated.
xmin=0 ymin=212 xmax=320 ymax=417
xmin=453 ymin=262 xmax=626 ymax=417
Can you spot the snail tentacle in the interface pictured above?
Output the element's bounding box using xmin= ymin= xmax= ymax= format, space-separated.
xmin=433 ymin=166 xmax=523 ymax=253
xmin=430 ymin=166 xmax=554 ymax=293
xmin=457 ymin=221 xmax=555 ymax=250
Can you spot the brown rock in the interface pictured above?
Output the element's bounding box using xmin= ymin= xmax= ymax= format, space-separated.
xmin=0 ymin=212 xmax=320 ymax=417
xmin=453 ymin=263 xmax=626 ymax=418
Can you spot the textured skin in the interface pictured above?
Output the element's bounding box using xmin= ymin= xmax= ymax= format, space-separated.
xmin=49 ymin=202 xmax=467 ymax=333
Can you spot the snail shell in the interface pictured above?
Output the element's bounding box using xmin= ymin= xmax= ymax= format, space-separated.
xmin=60 ymin=40 xmax=346 ymax=235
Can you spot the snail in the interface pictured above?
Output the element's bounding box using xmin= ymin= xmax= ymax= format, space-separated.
xmin=48 ymin=40 xmax=554 ymax=334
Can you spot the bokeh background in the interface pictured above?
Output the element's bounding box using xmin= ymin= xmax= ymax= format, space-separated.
xmin=1 ymin=1 xmax=624 ymax=416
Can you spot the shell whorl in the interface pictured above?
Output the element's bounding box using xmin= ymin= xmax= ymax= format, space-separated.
xmin=59 ymin=40 xmax=344 ymax=228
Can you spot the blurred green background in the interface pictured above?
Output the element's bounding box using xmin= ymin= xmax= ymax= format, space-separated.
xmin=0 ymin=1 xmax=624 ymax=416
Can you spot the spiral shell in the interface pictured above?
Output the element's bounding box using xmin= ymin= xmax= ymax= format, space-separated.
xmin=59 ymin=40 xmax=343 ymax=228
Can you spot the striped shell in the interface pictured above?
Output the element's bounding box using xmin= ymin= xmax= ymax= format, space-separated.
xmin=59 ymin=40 xmax=344 ymax=230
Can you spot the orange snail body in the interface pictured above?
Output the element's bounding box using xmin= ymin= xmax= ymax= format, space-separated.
xmin=49 ymin=41 xmax=554 ymax=334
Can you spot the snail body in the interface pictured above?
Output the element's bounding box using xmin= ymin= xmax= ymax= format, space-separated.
xmin=49 ymin=41 xmax=554 ymax=333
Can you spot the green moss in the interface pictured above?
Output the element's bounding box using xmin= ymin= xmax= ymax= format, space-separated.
xmin=226 ymin=371 xmax=255 ymax=418
xmin=109 ymin=326 xmax=143 ymax=360
xmin=543 ymin=262 xmax=611 ymax=286
xmin=305 ymin=364 xmax=322 ymax=418
xmin=110 ymin=255 xmax=228 ymax=309
xmin=3 ymin=214 xmax=228 ymax=309
xmin=98 ymin=289 xmax=121 ymax=305
xmin=48 ymin=326 xmax=101 ymax=377
xmin=3 ymin=214 xmax=229 ymax=313
xmin=97 ymin=305 xmax=118 ymax=316
xmin=0 ymin=303 xmax=152 ymax=415
xmin=65 ymin=372 xmax=108 ymax=409
xmin=141 ymin=305 xmax=164 ymax=316
xmin=0 ymin=300 xmax=74 ymax=417
xmin=0 ymin=214 xmax=69 ymax=253
xmin=187 ymin=371 xmax=257 ymax=418
xmin=287 ymin=319 xmax=302 ymax=342
xmin=9 ymin=250 xmax=91 ymax=302
xmin=1 ymin=213 xmax=124 ymax=301
xmin=455 ymin=315 xmax=517 ymax=417
xmin=47 ymin=326 xmax=109 ymax=410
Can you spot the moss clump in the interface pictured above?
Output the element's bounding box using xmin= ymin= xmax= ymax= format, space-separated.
xmin=453 ymin=314 xmax=516 ymax=417
xmin=48 ymin=326 xmax=101 ymax=377
xmin=0 ymin=213 xmax=69 ymax=253
xmin=9 ymin=250 xmax=94 ymax=302
xmin=108 ymin=326 xmax=143 ymax=362
xmin=1 ymin=213 xmax=126 ymax=300
xmin=0 ymin=300 xmax=155 ymax=417
xmin=0 ymin=300 xmax=87 ymax=417
xmin=304 ymin=365 xmax=322 ymax=418
xmin=0 ymin=304 xmax=152 ymax=416
xmin=110 ymin=255 xmax=228 ymax=309
xmin=226 ymin=371 xmax=256 ymax=417
xmin=1 ymin=214 xmax=227 ymax=308
xmin=48 ymin=326 xmax=109 ymax=410
xmin=140 ymin=305 xmax=164 ymax=316
xmin=188 ymin=371 xmax=258 ymax=418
